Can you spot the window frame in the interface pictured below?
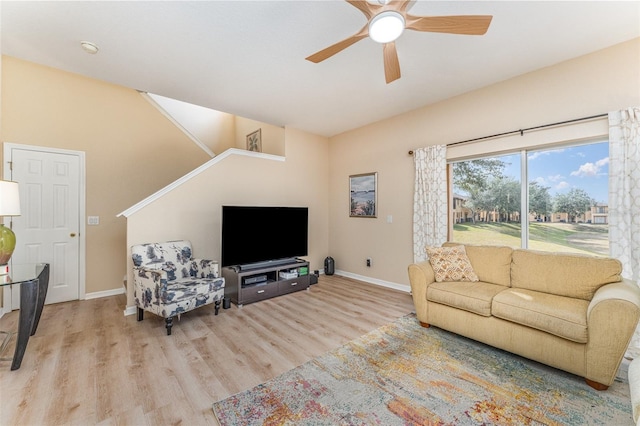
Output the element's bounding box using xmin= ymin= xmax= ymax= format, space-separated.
xmin=448 ymin=137 xmax=609 ymax=250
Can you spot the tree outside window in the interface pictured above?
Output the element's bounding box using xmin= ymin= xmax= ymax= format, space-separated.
xmin=451 ymin=141 xmax=609 ymax=256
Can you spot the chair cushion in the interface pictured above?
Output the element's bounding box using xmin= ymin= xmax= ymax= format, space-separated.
xmin=162 ymin=259 xmax=219 ymax=281
xmin=492 ymin=288 xmax=589 ymax=343
xmin=162 ymin=278 xmax=225 ymax=304
xmin=132 ymin=240 xmax=194 ymax=281
xmin=137 ymin=277 xmax=225 ymax=319
xmin=131 ymin=241 xmax=219 ymax=278
xmin=427 ymin=281 xmax=508 ymax=317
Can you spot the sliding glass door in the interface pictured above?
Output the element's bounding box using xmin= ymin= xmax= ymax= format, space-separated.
xmin=526 ymin=142 xmax=609 ymax=255
xmin=451 ymin=140 xmax=609 ymax=255
xmin=452 ymin=153 xmax=522 ymax=248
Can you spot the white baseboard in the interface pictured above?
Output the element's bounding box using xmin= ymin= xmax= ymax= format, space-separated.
xmin=84 ymin=287 xmax=125 ymax=300
xmin=123 ymin=305 xmax=137 ymax=316
xmin=333 ymin=270 xmax=410 ymax=293
xmin=1 ymin=286 xmax=126 ymax=318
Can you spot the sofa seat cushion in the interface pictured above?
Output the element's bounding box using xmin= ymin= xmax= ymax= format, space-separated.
xmin=492 ymin=289 xmax=589 ymax=343
xmin=427 ymin=281 xmax=509 ymax=316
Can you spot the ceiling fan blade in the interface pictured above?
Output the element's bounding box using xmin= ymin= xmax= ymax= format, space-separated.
xmin=396 ymin=0 xmax=416 ymax=13
xmin=383 ymin=42 xmax=401 ymax=84
xmin=306 ymin=24 xmax=369 ymax=63
xmin=405 ymin=15 xmax=493 ymax=35
xmin=346 ymin=0 xmax=380 ymax=19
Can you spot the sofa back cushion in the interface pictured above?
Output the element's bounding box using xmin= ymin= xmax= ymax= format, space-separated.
xmin=511 ymin=249 xmax=622 ymax=300
xmin=443 ymin=242 xmax=513 ymax=287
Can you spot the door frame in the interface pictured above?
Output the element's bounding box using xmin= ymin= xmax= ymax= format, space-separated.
xmin=2 ymin=143 xmax=86 ymax=313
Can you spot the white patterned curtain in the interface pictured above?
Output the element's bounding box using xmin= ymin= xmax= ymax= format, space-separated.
xmin=609 ymin=107 xmax=640 ymax=356
xmin=413 ymin=145 xmax=448 ymax=263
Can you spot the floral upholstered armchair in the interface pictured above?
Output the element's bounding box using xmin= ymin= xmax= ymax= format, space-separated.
xmin=131 ymin=240 xmax=225 ymax=335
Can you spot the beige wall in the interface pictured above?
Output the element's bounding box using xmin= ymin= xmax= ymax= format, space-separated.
xmin=146 ymin=93 xmax=287 ymax=156
xmin=2 ymin=37 xmax=639 ymax=307
xmin=1 ymin=56 xmax=212 ymax=296
xmin=145 ymin=92 xmax=236 ymax=154
xmin=124 ymin=127 xmax=329 ymax=308
xmin=234 ymin=116 xmax=286 ymax=156
xmin=328 ymin=38 xmax=640 ymax=289
xmin=0 ymin=56 xmax=327 ymax=311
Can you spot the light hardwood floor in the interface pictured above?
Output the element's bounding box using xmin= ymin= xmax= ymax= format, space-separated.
xmin=0 ymin=275 xmax=414 ymax=425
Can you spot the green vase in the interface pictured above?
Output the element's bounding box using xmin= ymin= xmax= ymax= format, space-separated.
xmin=0 ymin=224 xmax=17 ymax=265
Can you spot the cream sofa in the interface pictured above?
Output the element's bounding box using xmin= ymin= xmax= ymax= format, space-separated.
xmin=408 ymin=243 xmax=640 ymax=390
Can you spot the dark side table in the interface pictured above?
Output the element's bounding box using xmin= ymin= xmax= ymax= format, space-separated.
xmin=0 ymin=263 xmax=50 ymax=370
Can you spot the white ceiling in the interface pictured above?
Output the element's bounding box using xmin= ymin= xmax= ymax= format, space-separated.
xmin=2 ymin=1 xmax=639 ymax=137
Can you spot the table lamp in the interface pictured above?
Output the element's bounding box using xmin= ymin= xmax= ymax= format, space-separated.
xmin=0 ymin=180 xmax=21 ymax=266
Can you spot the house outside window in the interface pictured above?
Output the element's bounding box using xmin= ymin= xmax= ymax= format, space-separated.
xmin=591 ymin=204 xmax=609 ymax=224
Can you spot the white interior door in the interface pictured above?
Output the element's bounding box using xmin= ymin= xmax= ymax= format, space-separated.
xmin=6 ymin=145 xmax=84 ymax=307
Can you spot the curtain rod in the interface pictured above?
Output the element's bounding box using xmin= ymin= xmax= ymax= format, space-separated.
xmin=407 ymin=112 xmax=607 ymax=155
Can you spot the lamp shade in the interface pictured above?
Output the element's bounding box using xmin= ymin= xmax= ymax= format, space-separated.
xmin=0 ymin=181 xmax=21 ymax=216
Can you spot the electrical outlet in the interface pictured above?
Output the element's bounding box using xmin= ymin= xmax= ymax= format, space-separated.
xmin=366 ymin=258 xmax=371 ymax=267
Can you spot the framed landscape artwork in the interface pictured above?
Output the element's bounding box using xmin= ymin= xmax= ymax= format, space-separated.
xmin=246 ymin=129 xmax=262 ymax=152
xmin=349 ymin=172 xmax=377 ymax=218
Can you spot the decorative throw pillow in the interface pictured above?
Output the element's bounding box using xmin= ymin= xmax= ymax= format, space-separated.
xmin=426 ymin=245 xmax=479 ymax=282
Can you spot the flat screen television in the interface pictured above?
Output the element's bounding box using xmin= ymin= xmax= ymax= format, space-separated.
xmin=221 ymin=206 xmax=308 ymax=269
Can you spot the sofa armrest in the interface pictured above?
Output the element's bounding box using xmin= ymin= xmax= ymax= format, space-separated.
xmin=585 ymin=278 xmax=640 ymax=386
xmin=408 ymin=261 xmax=436 ymax=324
xmin=191 ymin=258 xmax=220 ymax=278
xmin=588 ymin=278 xmax=640 ymax=316
xmin=133 ymin=267 xmax=168 ymax=308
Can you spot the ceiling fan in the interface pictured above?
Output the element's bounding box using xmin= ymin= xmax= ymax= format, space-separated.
xmin=306 ymin=0 xmax=492 ymax=84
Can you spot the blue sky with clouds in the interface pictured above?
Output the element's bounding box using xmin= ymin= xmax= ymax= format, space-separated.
xmin=498 ymin=141 xmax=609 ymax=204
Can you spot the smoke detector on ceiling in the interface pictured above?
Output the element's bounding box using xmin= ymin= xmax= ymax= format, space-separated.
xmin=80 ymin=41 xmax=99 ymax=54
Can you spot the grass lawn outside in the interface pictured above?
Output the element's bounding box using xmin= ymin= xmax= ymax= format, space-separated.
xmin=453 ymin=222 xmax=609 ymax=256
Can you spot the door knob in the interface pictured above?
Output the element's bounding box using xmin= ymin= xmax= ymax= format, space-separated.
xmin=70 ymin=233 xmax=77 ymax=237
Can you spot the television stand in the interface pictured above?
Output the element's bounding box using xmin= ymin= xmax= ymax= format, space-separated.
xmin=222 ymin=259 xmax=310 ymax=307
xmin=237 ymin=257 xmax=298 ymax=271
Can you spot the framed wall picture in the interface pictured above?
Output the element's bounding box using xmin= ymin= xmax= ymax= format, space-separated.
xmin=246 ymin=129 xmax=262 ymax=152
xmin=349 ymin=172 xmax=377 ymax=218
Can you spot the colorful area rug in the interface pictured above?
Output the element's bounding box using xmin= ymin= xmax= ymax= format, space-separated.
xmin=212 ymin=314 xmax=633 ymax=425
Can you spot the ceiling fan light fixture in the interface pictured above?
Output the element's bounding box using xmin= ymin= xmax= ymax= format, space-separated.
xmin=369 ymin=11 xmax=405 ymax=43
